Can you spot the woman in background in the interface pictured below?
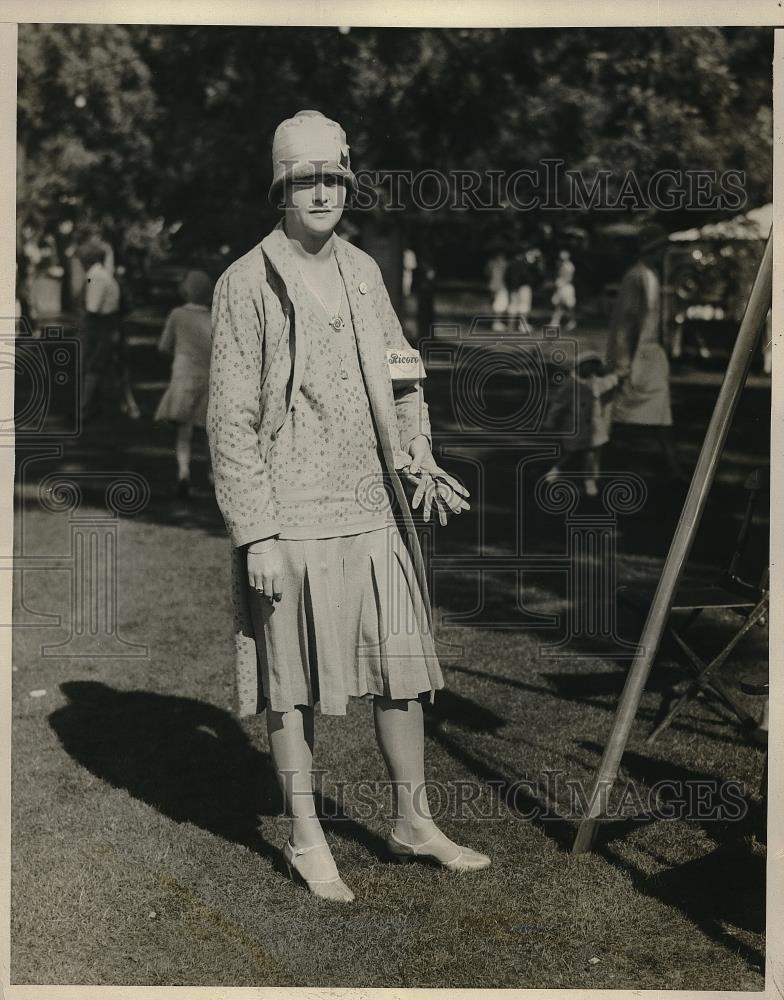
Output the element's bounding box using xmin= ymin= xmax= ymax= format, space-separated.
xmin=155 ymin=269 xmax=214 ymax=498
xmin=606 ymin=224 xmax=687 ymax=484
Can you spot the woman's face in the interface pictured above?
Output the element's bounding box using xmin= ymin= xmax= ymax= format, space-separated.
xmin=285 ymin=175 xmax=347 ymax=238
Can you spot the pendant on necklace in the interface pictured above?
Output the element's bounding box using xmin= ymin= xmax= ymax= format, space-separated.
xmin=329 ymin=315 xmax=344 ymax=331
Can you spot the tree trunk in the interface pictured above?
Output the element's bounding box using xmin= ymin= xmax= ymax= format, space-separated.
xmin=360 ymin=216 xmax=404 ymax=319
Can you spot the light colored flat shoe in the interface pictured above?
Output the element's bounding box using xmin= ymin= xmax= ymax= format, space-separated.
xmin=386 ymin=828 xmax=491 ymax=872
xmin=283 ymin=839 xmax=354 ymax=902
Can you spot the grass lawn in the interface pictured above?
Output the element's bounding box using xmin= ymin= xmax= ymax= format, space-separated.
xmin=11 ymin=323 xmax=769 ymax=988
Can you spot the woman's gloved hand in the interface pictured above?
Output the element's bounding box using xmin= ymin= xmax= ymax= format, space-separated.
xmin=400 ymin=435 xmax=471 ymax=525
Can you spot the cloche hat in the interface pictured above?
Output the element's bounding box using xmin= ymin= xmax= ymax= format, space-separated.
xmin=268 ymin=109 xmax=357 ymax=205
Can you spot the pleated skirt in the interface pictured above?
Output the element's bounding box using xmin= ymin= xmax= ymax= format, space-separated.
xmin=247 ymin=524 xmax=444 ymax=715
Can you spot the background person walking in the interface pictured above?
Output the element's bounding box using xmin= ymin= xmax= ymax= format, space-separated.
xmin=155 ymin=269 xmax=214 ymax=498
xmin=485 ymin=246 xmax=508 ymax=331
xmin=77 ymin=237 xmax=129 ymax=423
xmin=503 ymin=249 xmax=533 ymax=324
xmin=550 ymin=249 xmax=577 ymax=330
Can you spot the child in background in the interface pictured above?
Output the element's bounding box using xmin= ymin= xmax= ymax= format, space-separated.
xmin=485 ymin=248 xmax=508 ymax=331
xmin=504 ymin=250 xmax=533 ymax=322
xmin=155 ymin=270 xmax=214 ymax=499
xmin=550 ymin=249 xmax=577 ymax=331
xmin=543 ymin=350 xmax=617 ymax=497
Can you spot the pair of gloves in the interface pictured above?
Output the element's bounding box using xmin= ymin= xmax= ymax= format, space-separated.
xmin=395 ymin=450 xmax=471 ymax=526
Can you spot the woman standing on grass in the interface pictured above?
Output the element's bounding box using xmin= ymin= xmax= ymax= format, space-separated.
xmin=605 ymin=224 xmax=687 ymax=484
xmin=207 ymin=110 xmax=490 ymax=903
xmin=156 ymin=270 xmax=214 ymax=498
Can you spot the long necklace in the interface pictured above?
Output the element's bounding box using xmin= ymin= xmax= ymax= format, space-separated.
xmin=300 ymin=256 xmax=344 ymax=329
xmin=308 ymin=276 xmax=346 ymax=333
xmin=300 ymin=264 xmax=350 ymax=379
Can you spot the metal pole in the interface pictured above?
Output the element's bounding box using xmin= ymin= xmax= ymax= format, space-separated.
xmin=572 ymin=232 xmax=772 ymax=855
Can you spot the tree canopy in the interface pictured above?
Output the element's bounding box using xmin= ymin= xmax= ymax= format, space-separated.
xmin=17 ymin=24 xmax=773 ymax=274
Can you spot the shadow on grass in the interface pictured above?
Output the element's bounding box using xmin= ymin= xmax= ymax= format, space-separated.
xmin=441 ymin=658 xmax=751 ymax=750
xmin=48 ymin=681 xmax=389 ymax=867
xmin=421 ymin=696 xmax=576 ymax=852
xmin=48 ymin=681 xmax=283 ymax=859
xmin=580 ymin=742 xmax=767 ymax=970
xmin=15 ymin=418 xmax=228 ymax=540
xmin=419 ymin=689 xmax=765 ymax=970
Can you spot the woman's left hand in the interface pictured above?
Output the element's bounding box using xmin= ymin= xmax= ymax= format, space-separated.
xmin=402 ymin=436 xmax=471 ymax=525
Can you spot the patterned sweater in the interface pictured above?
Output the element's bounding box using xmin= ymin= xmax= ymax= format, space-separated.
xmin=269 ymin=269 xmax=395 ymax=538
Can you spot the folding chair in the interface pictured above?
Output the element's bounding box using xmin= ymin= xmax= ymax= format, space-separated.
xmin=739 ymin=667 xmax=768 ymax=802
xmin=619 ymin=468 xmax=769 ymax=744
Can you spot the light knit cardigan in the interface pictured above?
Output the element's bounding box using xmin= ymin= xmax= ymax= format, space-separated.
xmin=207 ymin=222 xmax=437 ymax=716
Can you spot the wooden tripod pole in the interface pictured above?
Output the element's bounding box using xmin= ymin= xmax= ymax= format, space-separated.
xmin=572 ymin=232 xmax=773 ymax=855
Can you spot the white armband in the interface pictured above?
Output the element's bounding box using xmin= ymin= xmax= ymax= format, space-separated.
xmin=386 ymin=347 xmax=426 ymax=386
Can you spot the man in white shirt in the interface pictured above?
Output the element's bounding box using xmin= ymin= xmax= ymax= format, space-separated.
xmin=83 ymin=246 xmax=121 ymax=315
xmin=78 ymin=238 xmax=129 ymax=422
